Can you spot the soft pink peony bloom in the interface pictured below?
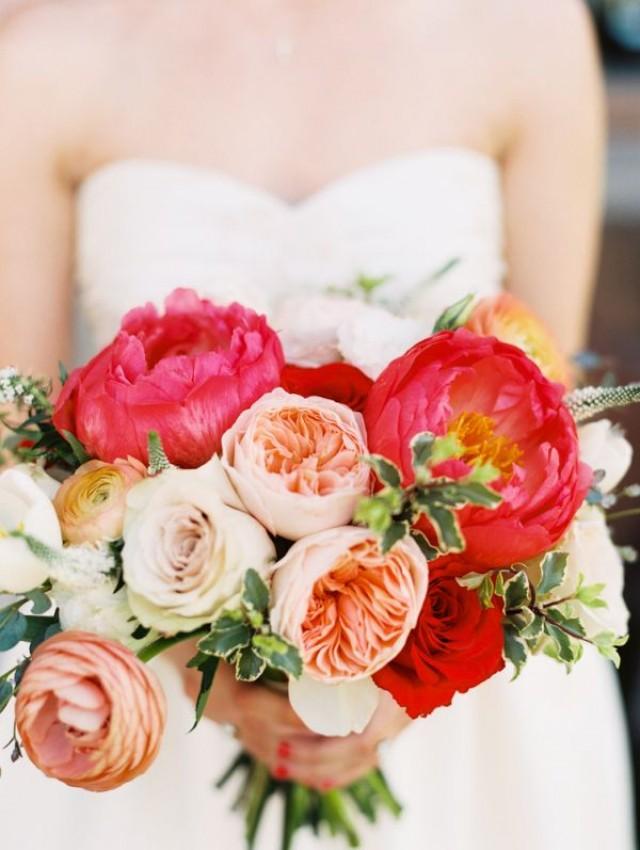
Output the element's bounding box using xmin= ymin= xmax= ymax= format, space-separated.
xmin=270 ymin=526 xmax=428 ymax=682
xmin=16 ymin=631 xmax=166 ymax=792
xmin=221 ymin=389 xmax=371 ymax=540
xmin=54 ymin=457 xmax=146 ymax=544
xmin=365 ymin=329 xmax=591 ymax=567
xmin=53 ymin=289 xmax=284 ymax=468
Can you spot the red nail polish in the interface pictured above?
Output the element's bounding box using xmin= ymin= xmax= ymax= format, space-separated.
xmin=277 ymin=741 xmax=292 ymax=758
xmin=321 ymin=780 xmax=334 ymax=791
xmin=274 ymin=764 xmax=289 ymax=780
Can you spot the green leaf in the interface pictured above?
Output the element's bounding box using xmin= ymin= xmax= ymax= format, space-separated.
xmin=410 ymin=531 xmax=439 ymax=562
xmin=23 ymin=615 xmax=58 ymax=651
xmin=198 ymin=620 xmax=251 ymax=658
xmin=593 ymin=631 xmax=628 ymax=668
xmin=25 ymin=589 xmax=52 ymax=615
xmin=189 ymin=655 xmax=219 ymax=732
xmin=537 ymin=552 xmax=568 ymax=597
xmin=61 ymin=430 xmax=92 ymax=465
xmin=243 ymin=569 xmax=270 ymax=614
xmin=494 ymin=571 xmax=505 ymax=598
xmin=381 ymin=521 xmax=409 ymax=554
xmin=478 ymin=575 xmax=495 ymax=609
xmin=252 ymin=634 xmax=303 ymax=679
xmin=519 ymin=613 xmax=544 ymax=641
xmin=504 ymin=571 xmax=530 ymax=611
xmin=410 ymin=433 xmax=435 ymax=475
xmin=362 ymin=454 xmax=402 ymax=489
xmin=0 ymin=680 xmax=13 ymax=714
xmin=420 ymin=503 xmax=464 ymax=553
xmin=58 ymin=361 xmax=69 ymax=386
xmin=543 ymin=621 xmax=576 ymax=666
xmin=448 ymin=482 xmax=502 ymax=509
xmin=429 ymin=434 xmax=464 ymax=465
xmin=503 ymin=625 xmax=528 ymax=679
xmin=576 ymin=578 xmax=608 ymax=609
xmin=545 ymin=608 xmax=586 ymax=639
xmin=466 ymin=463 xmax=500 ymax=485
xmin=235 ymin=647 xmax=267 ymax=683
xmin=354 ymin=496 xmax=393 ymax=535
xmin=0 ymin=610 xmax=27 ymax=651
xmin=432 ymin=293 xmax=475 ymax=332
xmin=456 ymin=572 xmax=487 ymax=591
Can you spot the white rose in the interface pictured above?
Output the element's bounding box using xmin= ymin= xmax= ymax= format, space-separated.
xmin=578 ymin=419 xmax=632 ymax=494
xmin=0 ymin=468 xmax=61 ymax=593
xmin=556 ymin=505 xmax=629 ymax=639
xmin=337 ymin=307 xmax=427 ymax=379
xmin=273 ymin=294 xmax=381 ymax=367
xmin=12 ymin=463 xmax=61 ymax=500
xmin=122 ymin=464 xmax=276 ymax=634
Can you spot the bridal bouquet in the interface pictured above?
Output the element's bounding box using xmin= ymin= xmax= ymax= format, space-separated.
xmin=1 ymin=287 xmax=638 ymax=849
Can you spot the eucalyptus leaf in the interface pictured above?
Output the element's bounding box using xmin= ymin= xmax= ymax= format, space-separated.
xmin=25 ymin=589 xmax=52 ymax=615
xmin=0 ymin=680 xmax=13 ymax=714
xmin=0 ymin=611 xmax=27 ymax=651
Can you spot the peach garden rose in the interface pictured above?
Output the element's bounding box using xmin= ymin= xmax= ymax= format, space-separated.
xmin=15 ymin=631 xmax=166 ymax=792
xmin=221 ymin=389 xmax=371 ymax=540
xmin=270 ymin=526 xmax=428 ymax=735
xmin=54 ymin=457 xmax=147 ymax=544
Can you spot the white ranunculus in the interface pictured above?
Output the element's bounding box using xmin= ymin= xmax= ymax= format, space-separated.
xmin=337 ymin=307 xmax=427 ymax=379
xmin=289 ymin=675 xmax=381 ymax=737
xmin=12 ymin=463 xmax=61 ymax=500
xmin=122 ymin=464 xmax=276 ymax=634
xmin=578 ymin=419 xmax=632 ymax=494
xmin=0 ymin=468 xmax=61 ymax=593
xmin=556 ymin=505 xmax=629 ymax=639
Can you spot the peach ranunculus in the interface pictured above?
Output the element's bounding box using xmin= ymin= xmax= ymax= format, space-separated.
xmin=54 ymin=458 xmax=147 ymax=544
xmin=221 ymin=389 xmax=371 ymax=540
xmin=270 ymin=526 xmax=428 ymax=735
xmin=465 ymin=293 xmax=571 ymax=386
xmin=15 ymin=631 xmax=166 ymax=792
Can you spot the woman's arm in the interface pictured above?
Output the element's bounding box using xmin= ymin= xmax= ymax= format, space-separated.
xmin=502 ymin=0 xmax=605 ymax=355
xmin=0 ymin=10 xmax=75 ymax=376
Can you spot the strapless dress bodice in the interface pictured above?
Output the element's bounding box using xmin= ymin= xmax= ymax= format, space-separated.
xmin=74 ymin=148 xmax=504 ymax=348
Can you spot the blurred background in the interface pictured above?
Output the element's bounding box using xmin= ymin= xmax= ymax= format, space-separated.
xmin=588 ymin=0 xmax=640 ymax=831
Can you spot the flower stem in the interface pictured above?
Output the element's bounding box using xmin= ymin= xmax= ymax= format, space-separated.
xmin=0 ymin=665 xmax=18 ymax=682
xmin=136 ymin=628 xmax=208 ymax=663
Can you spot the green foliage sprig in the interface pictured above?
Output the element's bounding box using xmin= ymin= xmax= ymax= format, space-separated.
xmin=355 ymin=431 xmax=502 ymax=558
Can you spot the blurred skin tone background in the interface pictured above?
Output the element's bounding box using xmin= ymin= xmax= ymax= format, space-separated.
xmin=0 ymin=0 xmax=638 ymax=829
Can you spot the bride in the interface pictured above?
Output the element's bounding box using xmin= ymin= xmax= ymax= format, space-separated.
xmin=0 ymin=1 xmax=634 ymax=848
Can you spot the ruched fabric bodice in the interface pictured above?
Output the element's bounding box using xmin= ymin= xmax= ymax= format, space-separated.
xmin=74 ymin=149 xmax=504 ymax=348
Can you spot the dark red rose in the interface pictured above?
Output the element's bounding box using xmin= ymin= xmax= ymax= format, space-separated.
xmin=280 ymin=362 xmax=373 ymax=412
xmin=374 ymin=563 xmax=505 ymax=717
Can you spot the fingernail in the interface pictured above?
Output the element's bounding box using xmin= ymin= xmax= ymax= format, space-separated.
xmin=277 ymin=741 xmax=292 ymax=758
xmin=274 ymin=764 xmax=289 ymax=780
xmin=321 ymin=780 xmax=334 ymax=791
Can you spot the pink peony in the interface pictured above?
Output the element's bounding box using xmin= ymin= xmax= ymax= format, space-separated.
xmin=16 ymin=631 xmax=166 ymax=792
xmin=53 ymin=289 xmax=284 ymax=467
xmin=364 ymin=329 xmax=591 ymax=567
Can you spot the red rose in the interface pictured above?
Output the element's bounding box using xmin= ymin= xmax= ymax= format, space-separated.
xmin=280 ymin=362 xmax=373 ymax=412
xmin=364 ymin=329 xmax=591 ymax=566
xmin=374 ymin=565 xmax=505 ymax=717
xmin=53 ymin=289 xmax=284 ymax=467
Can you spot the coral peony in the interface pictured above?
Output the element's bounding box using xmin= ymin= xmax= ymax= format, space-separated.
xmin=53 ymin=289 xmax=284 ymax=467
xmin=16 ymin=631 xmax=166 ymax=791
xmin=374 ymin=565 xmax=505 ymax=717
xmin=466 ymin=293 xmax=571 ymax=386
xmin=280 ymin=362 xmax=373 ymax=413
xmin=365 ymin=329 xmax=591 ymax=567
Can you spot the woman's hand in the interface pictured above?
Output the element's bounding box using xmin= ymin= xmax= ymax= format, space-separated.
xmin=184 ymin=658 xmax=411 ymax=790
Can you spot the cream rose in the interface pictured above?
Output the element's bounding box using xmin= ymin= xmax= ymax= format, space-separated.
xmin=54 ymin=457 xmax=146 ymax=544
xmin=555 ymin=505 xmax=629 ymax=639
xmin=221 ymin=389 xmax=370 ymax=540
xmin=578 ymin=419 xmax=632 ymax=494
xmin=122 ymin=464 xmax=275 ymax=634
xmin=270 ymin=526 xmax=428 ymax=735
xmin=0 ymin=468 xmax=61 ymax=593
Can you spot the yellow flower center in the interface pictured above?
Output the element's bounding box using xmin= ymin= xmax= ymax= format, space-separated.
xmin=448 ymin=412 xmax=522 ymax=479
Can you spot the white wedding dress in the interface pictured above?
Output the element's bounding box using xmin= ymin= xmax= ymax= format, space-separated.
xmin=1 ymin=150 xmax=635 ymax=850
